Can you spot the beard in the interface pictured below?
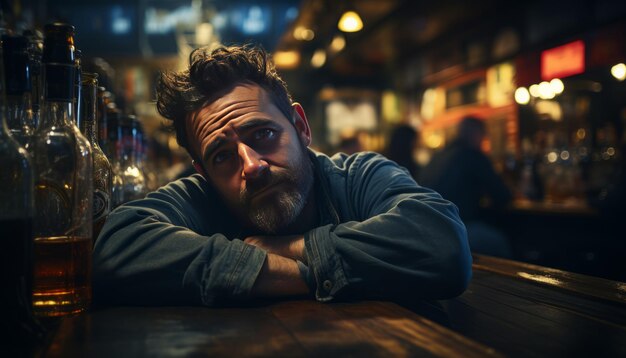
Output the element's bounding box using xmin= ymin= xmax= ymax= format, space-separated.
xmin=240 ymin=145 xmax=314 ymax=234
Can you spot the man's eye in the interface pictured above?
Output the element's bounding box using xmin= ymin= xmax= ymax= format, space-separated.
xmin=254 ymin=128 xmax=276 ymax=141
xmin=213 ymin=151 xmax=232 ymax=164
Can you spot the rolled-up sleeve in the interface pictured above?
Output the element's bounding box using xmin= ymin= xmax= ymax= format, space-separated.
xmin=303 ymin=153 xmax=472 ymax=301
xmin=304 ymin=224 xmax=347 ymax=301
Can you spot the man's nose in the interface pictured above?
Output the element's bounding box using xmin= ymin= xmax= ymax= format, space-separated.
xmin=239 ymin=143 xmax=269 ymax=180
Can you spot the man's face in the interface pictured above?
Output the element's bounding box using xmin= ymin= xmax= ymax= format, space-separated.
xmin=186 ymin=82 xmax=314 ymax=233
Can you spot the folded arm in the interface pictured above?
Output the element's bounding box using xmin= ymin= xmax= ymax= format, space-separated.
xmin=300 ymin=153 xmax=472 ymax=302
xmin=245 ymin=153 xmax=472 ymax=302
xmin=93 ymin=177 xmax=308 ymax=306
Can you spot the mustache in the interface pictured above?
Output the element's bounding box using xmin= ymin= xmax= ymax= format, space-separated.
xmin=240 ymin=169 xmax=297 ymax=203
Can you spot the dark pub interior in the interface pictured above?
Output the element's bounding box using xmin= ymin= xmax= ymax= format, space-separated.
xmin=1 ymin=0 xmax=625 ymax=357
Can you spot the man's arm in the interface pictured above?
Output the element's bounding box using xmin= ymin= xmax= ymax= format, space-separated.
xmin=244 ymin=235 xmax=305 ymax=262
xmin=250 ymin=253 xmax=309 ymax=297
xmin=93 ymin=176 xmax=307 ymax=306
xmin=93 ymin=177 xmax=267 ymax=305
xmin=244 ymin=153 xmax=472 ymax=303
xmin=301 ymin=152 xmax=472 ymax=302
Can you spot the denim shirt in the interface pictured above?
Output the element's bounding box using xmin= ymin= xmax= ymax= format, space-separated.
xmin=93 ymin=151 xmax=472 ymax=306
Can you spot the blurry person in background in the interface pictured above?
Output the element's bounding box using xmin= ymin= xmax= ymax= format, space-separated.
xmin=92 ymin=44 xmax=471 ymax=308
xmin=384 ymin=124 xmax=420 ymax=180
xmin=420 ymin=116 xmax=513 ymax=258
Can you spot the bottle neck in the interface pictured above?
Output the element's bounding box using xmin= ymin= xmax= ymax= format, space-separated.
xmin=30 ymin=60 xmax=43 ymax=127
xmin=85 ymin=118 xmax=100 ymax=150
xmin=80 ymin=79 xmax=99 ymax=149
xmin=120 ymin=135 xmax=137 ymax=164
xmin=40 ymin=100 xmax=74 ymax=130
xmin=6 ymin=93 xmax=34 ymax=131
xmin=118 ymin=125 xmax=140 ymax=165
xmin=74 ymin=65 xmax=82 ymax=127
xmin=39 ymin=63 xmax=76 ymax=129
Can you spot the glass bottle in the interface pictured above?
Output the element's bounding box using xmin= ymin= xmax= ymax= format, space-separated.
xmin=0 ymin=33 xmax=45 ymax=356
xmin=24 ymin=29 xmax=43 ymax=129
xmin=2 ymin=34 xmax=34 ymax=150
xmin=106 ymin=110 xmax=125 ymax=208
xmin=136 ymin=115 xmax=155 ymax=190
xmin=103 ymin=93 xmax=120 ymax=159
xmin=81 ymin=72 xmax=112 ymax=241
xmin=74 ymin=49 xmax=82 ymax=128
xmin=31 ymin=22 xmax=93 ymax=317
xmin=119 ymin=114 xmax=147 ymax=203
xmin=96 ymin=86 xmax=109 ymax=155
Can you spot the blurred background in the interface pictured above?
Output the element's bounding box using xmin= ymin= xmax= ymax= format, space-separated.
xmin=3 ymin=0 xmax=625 ymax=280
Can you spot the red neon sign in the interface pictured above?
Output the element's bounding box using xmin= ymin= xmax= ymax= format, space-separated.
xmin=541 ymin=40 xmax=585 ymax=80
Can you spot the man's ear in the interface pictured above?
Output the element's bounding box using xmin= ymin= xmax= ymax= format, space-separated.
xmin=292 ymin=102 xmax=312 ymax=146
xmin=192 ymin=160 xmax=208 ymax=178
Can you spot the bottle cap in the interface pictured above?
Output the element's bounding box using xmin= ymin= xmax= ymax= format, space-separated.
xmin=42 ymin=22 xmax=75 ymax=65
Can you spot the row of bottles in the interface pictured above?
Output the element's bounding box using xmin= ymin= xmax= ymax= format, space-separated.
xmin=97 ymin=94 xmax=148 ymax=207
xmin=0 ymin=20 xmax=150 ymax=353
xmin=0 ymin=23 xmax=94 ymax=326
xmin=2 ymin=12 xmax=157 ymax=352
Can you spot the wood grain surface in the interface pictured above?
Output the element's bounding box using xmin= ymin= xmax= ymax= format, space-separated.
xmin=43 ymin=300 xmax=502 ymax=357
xmin=472 ymin=254 xmax=626 ymax=304
xmin=41 ymin=255 xmax=626 ymax=357
xmin=438 ymin=255 xmax=626 ymax=358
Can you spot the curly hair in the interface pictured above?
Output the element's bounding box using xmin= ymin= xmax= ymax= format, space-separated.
xmin=156 ymin=44 xmax=294 ymax=156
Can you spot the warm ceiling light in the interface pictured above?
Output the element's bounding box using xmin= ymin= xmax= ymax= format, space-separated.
xmin=329 ymin=35 xmax=345 ymax=52
xmin=611 ymin=63 xmax=626 ymax=81
xmin=538 ymin=81 xmax=555 ymax=99
xmin=311 ymin=49 xmax=326 ymax=68
xmin=293 ymin=26 xmax=315 ymax=41
xmin=514 ymin=87 xmax=530 ymax=105
xmin=550 ymin=78 xmax=564 ymax=94
xmin=529 ymin=84 xmax=540 ymax=97
xmin=338 ymin=11 xmax=363 ymax=32
xmin=195 ymin=22 xmax=214 ymax=45
xmin=273 ymin=51 xmax=300 ymax=69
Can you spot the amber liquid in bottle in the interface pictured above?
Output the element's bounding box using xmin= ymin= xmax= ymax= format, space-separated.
xmin=32 ymin=236 xmax=92 ymax=316
xmin=32 ymin=22 xmax=93 ymax=317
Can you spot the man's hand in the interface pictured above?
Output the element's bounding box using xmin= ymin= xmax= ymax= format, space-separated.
xmin=244 ymin=235 xmax=306 ymax=264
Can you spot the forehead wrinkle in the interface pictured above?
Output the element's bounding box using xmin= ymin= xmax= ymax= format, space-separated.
xmin=195 ymin=100 xmax=263 ymax=161
xmin=189 ymin=83 xmax=281 ymax=160
xmin=202 ymin=98 xmax=260 ymax=134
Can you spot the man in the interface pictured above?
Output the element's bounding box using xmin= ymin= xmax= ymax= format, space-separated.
xmin=419 ymin=116 xmax=513 ymax=258
xmin=384 ymin=124 xmax=421 ymax=180
xmin=93 ymin=45 xmax=471 ymax=306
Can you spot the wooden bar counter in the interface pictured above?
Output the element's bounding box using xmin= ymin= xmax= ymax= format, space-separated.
xmin=37 ymin=255 xmax=626 ymax=357
xmin=445 ymin=255 xmax=626 ymax=357
xmin=42 ymin=300 xmax=499 ymax=357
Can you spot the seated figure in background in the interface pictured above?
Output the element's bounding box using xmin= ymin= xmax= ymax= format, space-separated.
xmin=92 ymin=44 xmax=472 ymax=307
xmin=420 ymin=116 xmax=513 ymax=258
xmin=384 ymin=124 xmax=421 ymax=180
